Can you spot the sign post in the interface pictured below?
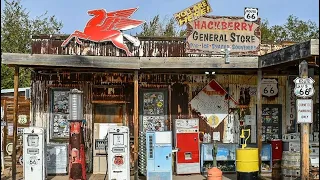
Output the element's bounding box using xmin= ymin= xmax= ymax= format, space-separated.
xmin=293 ymin=60 xmax=314 ymax=180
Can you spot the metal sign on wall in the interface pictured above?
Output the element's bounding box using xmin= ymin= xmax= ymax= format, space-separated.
xmin=186 ymin=16 xmax=261 ymax=55
xmin=174 ymin=0 xmax=212 ymax=26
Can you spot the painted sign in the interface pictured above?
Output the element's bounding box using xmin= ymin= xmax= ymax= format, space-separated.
xmin=286 ymin=76 xmax=297 ymax=133
xmin=261 ymin=78 xmax=278 ymax=97
xmin=296 ymin=99 xmax=313 ymax=123
xmin=244 ymin=7 xmax=258 ymax=22
xmin=186 ymin=16 xmax=261 ymax=55
xmin=293 ymin=77 xmax=315 ymax=98
xmin=61 ymin=8 xmax=144 ymax=56
xmin=174 ymin=0 xmax=212 ymax=26
xmin=189 ymin=79 xmax=238 ymax=129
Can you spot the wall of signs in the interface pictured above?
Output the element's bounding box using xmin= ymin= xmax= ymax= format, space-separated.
xmin=141 ymin=91 xmax=167 ymax=131
xmin=261 ymin=104 xmax=282 ymax=142
xmin=51 ymin=89 xmax=70 ymax=139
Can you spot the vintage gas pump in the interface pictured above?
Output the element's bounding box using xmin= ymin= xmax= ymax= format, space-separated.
xmin=68 ymin=89 xmax=86 ymax=180
xmin=23 ymin=127 xmax=46 ymax=180
xmin=107 ymin=126 xmax=130 ymax=180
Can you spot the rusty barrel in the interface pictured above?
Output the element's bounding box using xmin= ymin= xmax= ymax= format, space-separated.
xmin=272 ymin=160 xmax=281 ymax=180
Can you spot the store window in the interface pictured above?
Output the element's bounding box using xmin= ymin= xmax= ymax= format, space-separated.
xmin=50 ymin=89 xmax=70 ymax=139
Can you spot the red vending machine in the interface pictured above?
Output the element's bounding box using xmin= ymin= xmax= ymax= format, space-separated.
xmin=174 ymin=118 xmax=200 ymax=175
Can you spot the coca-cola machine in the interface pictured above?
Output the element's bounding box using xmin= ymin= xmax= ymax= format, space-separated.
xmin=174 ymin=118 xmax=200 ymax=174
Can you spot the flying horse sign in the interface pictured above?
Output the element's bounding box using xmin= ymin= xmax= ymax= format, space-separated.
xmin=61 ymin=8 xmax=144 ymax=56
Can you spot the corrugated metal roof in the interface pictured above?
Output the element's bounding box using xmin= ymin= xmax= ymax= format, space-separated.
xmin=1 ymin=87 xmax=30 ymax=94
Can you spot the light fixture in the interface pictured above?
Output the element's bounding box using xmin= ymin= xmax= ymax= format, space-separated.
xmin=205 ymin=72 xmax=210 ymax=75
xmin=212 ymin=72 xmax=215 ymax=75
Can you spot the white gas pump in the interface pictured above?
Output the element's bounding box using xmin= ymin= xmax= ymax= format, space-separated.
xmin=23 ymin=127 xmax=46 ymax=180
xmin=108 ymin=126 xmax=130 ymax=180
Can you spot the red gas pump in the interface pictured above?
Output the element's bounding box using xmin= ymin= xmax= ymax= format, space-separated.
xmin=68 ymin=89 xmax=86 ymax=180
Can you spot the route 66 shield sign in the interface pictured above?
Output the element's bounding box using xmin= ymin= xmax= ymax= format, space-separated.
xmin=293 ymin=77 xmax=315 ymax=98
xmin=244 ymin=7 xmax=258 ymax=22
xmin=261 ymin=79 xmax=279 ymax=97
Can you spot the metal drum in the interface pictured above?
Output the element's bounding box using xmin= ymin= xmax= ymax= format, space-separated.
xmin=236 ymin=148 xmax=259 ymax=180
xmin=281 ymin=151 xmax=300 ymax=179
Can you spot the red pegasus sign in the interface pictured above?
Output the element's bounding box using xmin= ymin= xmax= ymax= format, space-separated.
xmin=61 ymin=8 xmax=144 ymax=56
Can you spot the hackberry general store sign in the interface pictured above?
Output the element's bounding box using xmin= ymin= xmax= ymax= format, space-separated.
xmin=186 ymin=16 xmax=261 ymax=55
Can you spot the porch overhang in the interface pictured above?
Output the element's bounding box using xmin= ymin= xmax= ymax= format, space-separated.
xmin=259 ymin=39 xmax=319 ymax=69
xmin=1 ymin=53 xmax=258 ymax=69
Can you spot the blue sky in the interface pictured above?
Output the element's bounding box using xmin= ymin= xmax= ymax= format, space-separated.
xmin=1 ymin=0 xmax=319 ymax=35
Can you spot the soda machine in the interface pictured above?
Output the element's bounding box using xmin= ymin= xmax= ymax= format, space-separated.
xmin=174 ymin=118 xmax=200 ymax=174
xmin=146 ymin=131 xmax=173 ymax=180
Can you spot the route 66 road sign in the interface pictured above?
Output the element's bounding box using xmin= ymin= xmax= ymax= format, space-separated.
xmin=244 ymin=7 xmax=258 ymax=22
xmin=261 ymin=78 xmax=278 ymax=97
xmin=293 ymin=77 xmax=315 ymax=98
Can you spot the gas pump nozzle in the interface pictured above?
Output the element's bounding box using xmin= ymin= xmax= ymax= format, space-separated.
xmin=239 ymin=129 xmax=250 ymax=149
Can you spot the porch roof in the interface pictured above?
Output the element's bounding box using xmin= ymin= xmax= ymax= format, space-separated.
xmin=259 ymin=39 xmax=319 ymax=69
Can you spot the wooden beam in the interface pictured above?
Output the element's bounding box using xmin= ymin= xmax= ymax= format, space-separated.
xmin=299 ymin=60 xmax=310 ymax=180
xmin=257 ymin=68 xmax=262 ymax=174
xmin=133 ymin=71 xmax=139 ymax=180
xmin=2 ymin=53 xmax=259 ymax=69
xmin=139 ymin=57 xmax=258 ymax=69
xmin=1 ymin=53 xmax=140 ymax=70
xmin=259 ymin=39 xmax=319 ymax=68
xmin=12 ymin=66 xmax=19 ymax=180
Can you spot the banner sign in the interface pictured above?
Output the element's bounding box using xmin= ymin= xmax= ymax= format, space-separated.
xmin=174 ymin=0 xmax=212 ymax=26
xmin=186 ymin=16 xmax=261 ymax=55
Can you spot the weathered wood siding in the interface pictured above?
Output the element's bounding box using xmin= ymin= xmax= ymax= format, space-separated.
xmin=31 ymin=35 xmax=294 ymax=57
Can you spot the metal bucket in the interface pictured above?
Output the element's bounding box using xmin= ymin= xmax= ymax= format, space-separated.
xmin=236 ymin=148 xmax=259 ymax=180
xmin=281 ymin=151 xmax=300 ymax=179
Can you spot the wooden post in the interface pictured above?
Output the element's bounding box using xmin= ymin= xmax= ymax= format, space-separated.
xmin=133 ymin=71 xmax=139 ymax=180
xmin=12 ymin=66 xmax=19 ymax=180
xmin=299 ymin=61 xmax=309 ymax=180
xmin=257 ymin=68 xmax=262 ymax=174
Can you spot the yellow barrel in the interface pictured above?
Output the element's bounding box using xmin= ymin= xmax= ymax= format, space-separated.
xmin=236 ymin=148 xmax=259 ymax=172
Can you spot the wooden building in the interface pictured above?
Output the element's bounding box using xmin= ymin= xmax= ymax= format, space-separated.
xmin=1 ymin=35 xmax=319 ymax=174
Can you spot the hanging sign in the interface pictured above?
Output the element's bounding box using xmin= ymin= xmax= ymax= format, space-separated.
xmin=293 ymin=77 xmax=315 ymax=98
xmin=174 ymin=0 xmax=212 ymax=26
xmin=296 ymin=99 xmax=313 ymax=123
xmin=244 ymin=7 xmax=258 ymax=22
xmin=61 ymin=8 xmax=144 ymax=56
xmin=186 ymin=16 xmax=261 ymax=55
xmin=261 ymin=78 xmax=279 ymax=97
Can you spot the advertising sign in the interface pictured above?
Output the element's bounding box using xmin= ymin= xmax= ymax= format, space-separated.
xmin=61 ymin=8 xmax=144 ymax=56
xmin=174 ymin=0 xmax=212 ymax=26
xmin=186 ymin=16 xmax=261 ymax=55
